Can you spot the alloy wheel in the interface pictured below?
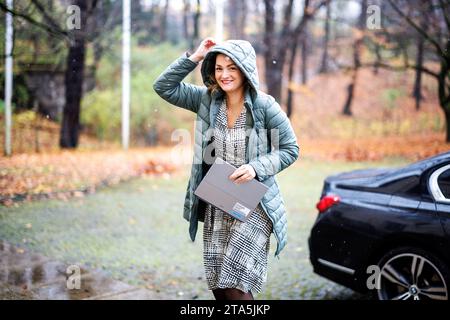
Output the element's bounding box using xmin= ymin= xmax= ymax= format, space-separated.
xmin=378 ymin=253 xmax=448 ymax=300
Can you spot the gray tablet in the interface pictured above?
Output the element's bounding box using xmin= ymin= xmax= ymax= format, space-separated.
xmin=194 ymin=157 xmax=269 ymax=221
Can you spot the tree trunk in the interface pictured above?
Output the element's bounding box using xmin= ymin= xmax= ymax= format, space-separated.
xmin=301 ymin=28 xmax=308 ymax=84
xmin=160 ymin=0 xmax=169 ymax=42
xmin=412 ymin=4 xmax=428 ymax=111
xmin=229 ymin=0 xmax=247 ymax=39
xmin=183 ymin=0 xmax=190 ymax=41
xmin=286 ymin=0 xmax=311 ymax=118
xmin=264 ymin=0 xmax=279 ymax=101
xmin=60 ymin=37 xmax=86 ymax=148
xmin=438 ymin=45 xmax=450 ymax=142
xmin=263 ymin=0 xmax=293 ymax=102
xmin=239 ymin=1 xmax=247 ymax=39
xmin=286 ymin=36 xmax=299 ymax=118
xmin=373 ymin=43 xmax=381 ymax=75
xmin=341 ymin=0 xmax=366 ymax=116
xmin=384 ymin=0 xmax=449 ymax=142
xmin=60 ymin=0 xmax=88 ymax=149
xmin=342 ymin=73 xmax=356 ymax=116
xmin=412 ymin=34 xmax=424 ymax=110
xmin=445 ymin=108 xmax=450 ymax=143
xmin=190 ymin=0 xmax=201 ymax=52
xmin=319 ymin=0 xmax=331 ymax=73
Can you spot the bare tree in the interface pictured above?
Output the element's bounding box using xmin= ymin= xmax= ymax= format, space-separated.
xmin=287 ymin=0 xmax=309 ymax=117
xmin=160 ymin=0 xmax=169 ymax=42
xmin=228 ymin=0 xmax=247 ymax=39
xmin=300 ymin=25 xmax=310 ymax=85
xmin=191 ymin=0 xmax=201 ymax=52
xmin=90 ymin=1 xmax=122 ymax=73
xmin=412 ymin=0 xmax=429 ymax=111
xmin=285 ymin=0 xmax=325 ymax=117
xmin=263 ymin=0 xmax=295 ymax=103
xmin=356 ymin=0 xmax=450 ymax=141
xmin=384 ymin=0 xmax=450 ymax=141
xmin=342 ymin=0 xmax=367 ymax=116
xmin=0 ymin=0 xmax=133 ymax=148
xmin=0 ymin=1 xmax=68 ymax=38
xmin=183 ymin=0 xmax=191 ymax=41
xmin=60 ymin=0 xmax=99 ymax=148
xmin=318 ymin=0 xmax=331 ymax=73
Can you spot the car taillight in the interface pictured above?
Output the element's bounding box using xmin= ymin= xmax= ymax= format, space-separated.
xmin=316 ymin=195 xmax=340 ymax=213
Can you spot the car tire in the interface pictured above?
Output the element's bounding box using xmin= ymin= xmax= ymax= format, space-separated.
xmin=376 ymin=246 xmax=449 ymax=300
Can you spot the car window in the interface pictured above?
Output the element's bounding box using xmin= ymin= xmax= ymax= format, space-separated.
xmin=379 ymin=175 xmax=423 ymax=196
xmin=438 ymin=169 xmax=450 ymax=198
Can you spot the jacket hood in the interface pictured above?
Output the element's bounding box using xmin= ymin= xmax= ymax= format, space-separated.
xmin=201 ymin=40 xmax=259 ymax=95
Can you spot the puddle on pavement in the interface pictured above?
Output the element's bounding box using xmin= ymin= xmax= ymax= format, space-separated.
xmin=0 ymin=240 xmax=48 ymax=267
xmin=0 ymin=240 xmax=157 ymax=299
xmin=0 ymin=240 xmax=92 ymax=298
xmin=32 ymin=271 xmax=135 ymax=299
xmin=0 ymin=260 xmax=87 ymax=288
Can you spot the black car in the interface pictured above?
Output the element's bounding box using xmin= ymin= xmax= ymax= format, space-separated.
xmin=309 ymin=151 xmax=450 ymax=300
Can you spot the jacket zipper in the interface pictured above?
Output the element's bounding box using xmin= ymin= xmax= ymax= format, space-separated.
xmin=244 ymin=101 xmax=281 ymax=257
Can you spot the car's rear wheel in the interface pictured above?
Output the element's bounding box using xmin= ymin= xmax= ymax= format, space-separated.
xmin=377 ymin=247 xmax=449 ymax=300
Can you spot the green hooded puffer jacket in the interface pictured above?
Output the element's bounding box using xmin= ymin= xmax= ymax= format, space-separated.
xmin=153 ymin=40 xmax=300 ymax=256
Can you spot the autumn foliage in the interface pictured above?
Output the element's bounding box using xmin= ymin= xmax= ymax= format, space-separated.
xmin=0 ymin=147 xmax=178 ymax=207
xmin=1 ymin=65 xmax=449 ymax=207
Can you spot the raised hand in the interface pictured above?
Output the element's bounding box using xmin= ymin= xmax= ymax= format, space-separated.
xmin=189 ymin=37 xmax=217 ymax=63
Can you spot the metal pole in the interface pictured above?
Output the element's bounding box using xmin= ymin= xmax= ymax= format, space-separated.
xmin=4 ymin=0 xmax=13 ymax=156
xmin=122 ymin=0 xmax=131 ymax=150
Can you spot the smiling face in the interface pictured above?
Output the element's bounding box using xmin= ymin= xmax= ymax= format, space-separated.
xmin=214 ymin=54 xmax=245 ymax=94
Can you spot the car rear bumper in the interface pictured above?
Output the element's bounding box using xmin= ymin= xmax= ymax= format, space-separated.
xmin=309 ymin=235 xmax=368 ymax=293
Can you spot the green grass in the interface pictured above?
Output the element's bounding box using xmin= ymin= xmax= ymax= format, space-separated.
xmin=0 ymin=157 xmax=409 ymax=299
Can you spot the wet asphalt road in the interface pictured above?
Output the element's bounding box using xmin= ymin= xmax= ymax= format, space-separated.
xmin=0 ymin=159 xmax=405 ymax=299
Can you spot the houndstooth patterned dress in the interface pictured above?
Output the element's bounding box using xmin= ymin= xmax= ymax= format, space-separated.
xmin=203 ymin=98 xmax=273 ymax=294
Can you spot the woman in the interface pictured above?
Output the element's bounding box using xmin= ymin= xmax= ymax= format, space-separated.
xmin=153 ymin=38 xmax=299 ymax=300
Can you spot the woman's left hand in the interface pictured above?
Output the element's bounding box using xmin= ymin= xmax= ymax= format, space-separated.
xmin=229 ymin=164 xmax=256 ymax=184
